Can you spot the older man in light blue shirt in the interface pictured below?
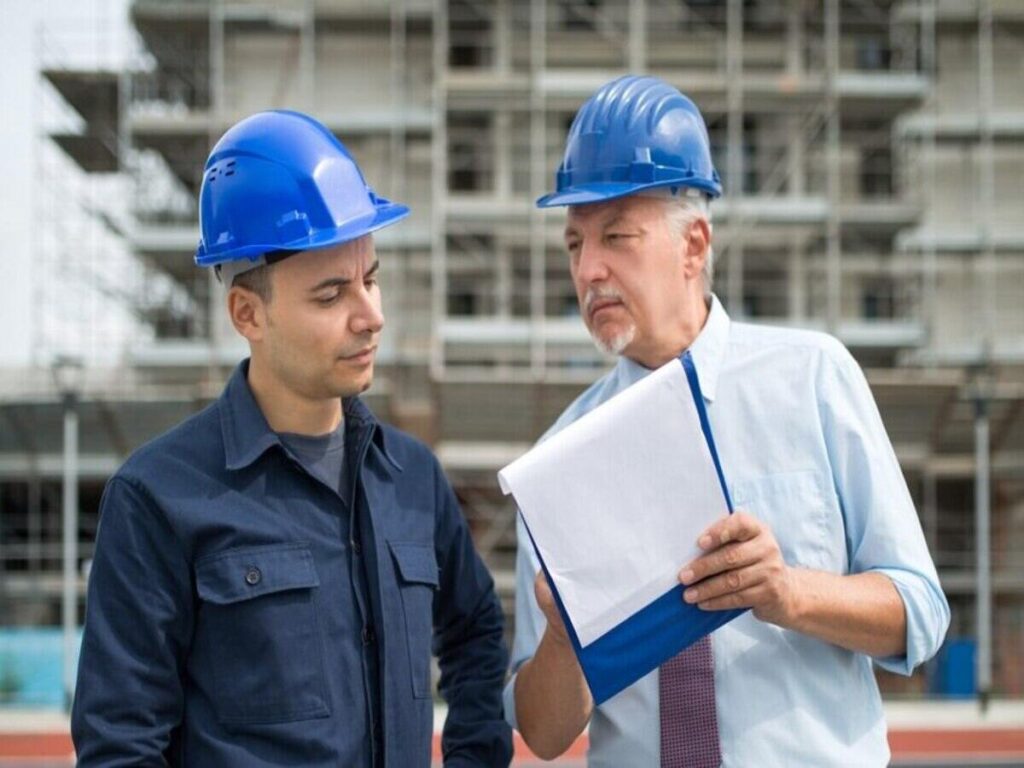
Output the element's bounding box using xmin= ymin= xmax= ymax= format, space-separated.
xmin=505 ymin=75 xmax=949 ymax=767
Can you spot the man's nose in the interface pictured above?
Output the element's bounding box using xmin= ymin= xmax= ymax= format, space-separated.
xmin=350 ymin=286 xmax=384 ymax=335
xmin=575 ymin=240 xmax=610 ymax=285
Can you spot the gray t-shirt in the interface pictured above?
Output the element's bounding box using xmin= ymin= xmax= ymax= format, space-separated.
xmin=278 ymin=422 xmax=348 ymax=504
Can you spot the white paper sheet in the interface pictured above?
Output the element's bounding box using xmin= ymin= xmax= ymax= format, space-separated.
xmin=498 ymin=360 xmax=729 ymax=647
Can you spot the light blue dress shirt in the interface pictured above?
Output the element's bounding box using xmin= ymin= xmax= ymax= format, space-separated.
xmin=505 ymin=296 xmax=949 ymax=767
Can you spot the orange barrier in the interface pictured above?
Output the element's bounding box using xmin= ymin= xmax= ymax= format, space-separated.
xmin=4 ymin=727 xmax=1024 ymax=763
xmin=0 ymin=733 xmax=73 ymax=760
xmin=888 ymin=727 xmax=1024 ymax=760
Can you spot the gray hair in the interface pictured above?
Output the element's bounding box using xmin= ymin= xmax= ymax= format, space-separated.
xmin=642 ymin=188 xmax=714 ymax=300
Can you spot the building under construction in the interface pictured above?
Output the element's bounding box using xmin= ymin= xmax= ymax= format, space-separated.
xmin=2 ymin=0 xmax=1023 ymax=701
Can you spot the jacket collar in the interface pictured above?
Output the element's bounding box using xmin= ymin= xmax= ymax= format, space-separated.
xmin=219 ymin=359 xmax=402 ymax=472
xmin=343 ymin=394 xmax=403 ymax=474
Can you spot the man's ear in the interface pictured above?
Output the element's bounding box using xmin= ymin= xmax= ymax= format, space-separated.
xmin=227 ymin=286 xmax=267 ymax=343
xmin=681 ymin=217 xmax=711 ymax=282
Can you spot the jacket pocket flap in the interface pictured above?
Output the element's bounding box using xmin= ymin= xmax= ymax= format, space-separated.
xmin=388 ymin=541 xmax=439 ymax=588
xmin=196 ymin=544 xmax=319 ymax=605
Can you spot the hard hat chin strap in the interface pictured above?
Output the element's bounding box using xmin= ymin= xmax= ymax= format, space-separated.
xmin=215 ymin=249 xmax=296 ymax=286
xmin=216 ymin=256 xmax=266 ymax=286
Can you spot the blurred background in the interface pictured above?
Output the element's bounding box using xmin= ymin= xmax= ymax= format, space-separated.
xmin=0 ymin=0 xmax=1022 ymax=764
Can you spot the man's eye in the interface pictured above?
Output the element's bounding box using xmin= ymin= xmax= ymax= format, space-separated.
xmin=364 ymin=277 xmax=378 ymax=288
xmin=315 ymin=293 xmax=340 ymax=305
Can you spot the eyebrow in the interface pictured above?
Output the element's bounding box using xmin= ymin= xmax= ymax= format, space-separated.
xmin=308 ymin=259 xmax=379 ymax=293
xmin=605 ymin=214 xmax=644 ymax=231
xmin=564 ymin=214 xmax=640 ymax=240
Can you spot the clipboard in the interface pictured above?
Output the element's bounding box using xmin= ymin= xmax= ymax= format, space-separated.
xmin=499 ymin=352 xmax=745 ymax=704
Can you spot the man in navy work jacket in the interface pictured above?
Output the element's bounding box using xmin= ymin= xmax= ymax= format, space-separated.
xmin=72 ymin=110 xmax=512 ymax=767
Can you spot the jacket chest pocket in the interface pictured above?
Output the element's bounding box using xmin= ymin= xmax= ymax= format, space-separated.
xmin=389 ymin=541 xmax=439 ymax=699
xmin=729 ymin=470 xmax=842 ymax=572
xmin=194 ymin=543 xmax=329 ymax=724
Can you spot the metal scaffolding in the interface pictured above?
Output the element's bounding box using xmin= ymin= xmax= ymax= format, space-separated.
xmin=3 ymin=0 xmax=1022 ymax=701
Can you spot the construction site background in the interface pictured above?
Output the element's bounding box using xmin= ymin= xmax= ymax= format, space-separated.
xmin=1 ymin=4 xmax=1022 ymax=758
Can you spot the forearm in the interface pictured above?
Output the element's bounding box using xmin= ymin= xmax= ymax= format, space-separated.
xmin=437 ymin=596 xmax=512 ymax=765
xmin=514 ymin=627 xmax=593 ymax=760
xmin=683 ymin=513 xmax=909 ymax=659
xmin=73 ymin=478 xmax=188 ymax=765
xmin=782 ymin=569 xmax=906 ymax=658
xmin=433 ymin=469 xmax=513 ymax=765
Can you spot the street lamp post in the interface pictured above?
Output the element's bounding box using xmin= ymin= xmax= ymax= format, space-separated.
xmin=971 ymin=366 xmax=993 ymax=713
xmin=52 ymin=355 xmax=83 ymax=712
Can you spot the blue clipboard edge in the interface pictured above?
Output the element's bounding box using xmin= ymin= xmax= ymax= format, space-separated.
xmin=518 ymin=351 xmax=746 ymax=705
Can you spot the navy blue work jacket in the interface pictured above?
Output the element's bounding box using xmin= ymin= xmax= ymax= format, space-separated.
xmin=71 ymin=361 xmax=512 ymax=767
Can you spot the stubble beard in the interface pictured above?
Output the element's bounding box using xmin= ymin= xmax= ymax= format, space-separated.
xmin=582 ymin=286 xmax=636 ymax=357
xmin=591 ymin=323 xmax=636 ymax=357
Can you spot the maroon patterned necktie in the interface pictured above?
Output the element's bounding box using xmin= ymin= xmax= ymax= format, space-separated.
xmin=659 ymin=636 xmax=721 ymax=768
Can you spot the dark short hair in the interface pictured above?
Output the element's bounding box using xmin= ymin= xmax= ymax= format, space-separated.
xmin=231 ymin=263 xmax=273 ymax=302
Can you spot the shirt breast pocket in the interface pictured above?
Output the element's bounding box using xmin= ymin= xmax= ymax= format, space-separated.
xmin=388 ymin=541 xmax=439 ymax=699
xmin=194 ymin=543 xmax=330 ymax=724
xmin=729 ymin=470 xmax=841 ymax=572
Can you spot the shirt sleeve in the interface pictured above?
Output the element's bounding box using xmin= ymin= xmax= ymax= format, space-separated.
xmin=71 ymin=475 xmax=193 ymax=767
xmin=502 ymin=512 xmax=546 ymax=731
xmin=817 ymin=343 xmax=950 ymax=675
xmin=431 ymin=458 xmax=514 ymax=767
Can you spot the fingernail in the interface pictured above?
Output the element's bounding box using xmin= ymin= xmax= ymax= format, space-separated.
xmin=684 ymin=588 xmax=698 ymax=603
xmin=719 ymin=530 xmax=732 ymax=545
xmin=698 ymin=534 xmax=712 ymax=549
xmin=679 ymin=569 xmax=694 ymax=584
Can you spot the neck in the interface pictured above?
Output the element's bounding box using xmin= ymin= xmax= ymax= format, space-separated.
xmin=628 ymin=293 xmax=711 ymax=369
xmin=246 ymin=358 xmax=343 ymax=436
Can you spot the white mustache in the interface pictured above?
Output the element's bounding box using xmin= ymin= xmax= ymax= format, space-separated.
xmin=584 ymin=286 xmax=625 ymax=316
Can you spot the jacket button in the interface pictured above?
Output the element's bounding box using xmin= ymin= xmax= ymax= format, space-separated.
xmin=245 ymin=566 xmax=262 ymax=586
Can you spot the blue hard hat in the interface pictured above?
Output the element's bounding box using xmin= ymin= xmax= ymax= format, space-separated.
xmin=195 ymin=110 xmax=409 ymax=267
xmin=537 ymin=75 xmax=721 ymax=208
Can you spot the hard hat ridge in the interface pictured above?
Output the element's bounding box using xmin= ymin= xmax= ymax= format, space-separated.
xmin=537 ymin=74 xmax=721 ymax=208
xmin=195 ymin=109 xmax=409 ymax=269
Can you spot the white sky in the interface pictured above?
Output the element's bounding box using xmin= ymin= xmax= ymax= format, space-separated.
xmin=0 ymin=0 xmax=133 ymax=367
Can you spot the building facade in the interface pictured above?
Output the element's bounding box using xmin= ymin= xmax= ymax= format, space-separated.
xmin=1 ymin=0 xmax=1022 ymax=701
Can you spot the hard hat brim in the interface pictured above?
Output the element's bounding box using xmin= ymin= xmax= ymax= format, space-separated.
xmin=195 ymin=200 xmax=410 ymax=267
xmin=536 ymin=179 xmax=721 ymax=209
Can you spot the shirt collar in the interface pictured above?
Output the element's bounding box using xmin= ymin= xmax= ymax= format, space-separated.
xmin=219 ymin=359 xmax=402 ymax=473
xmin=612 ymin=354 xmax=653 ymax=392
xmin=686 ymin=293 xmax=731 ymax=403
xmin=614 ymin=293 xmax=731 ymax=403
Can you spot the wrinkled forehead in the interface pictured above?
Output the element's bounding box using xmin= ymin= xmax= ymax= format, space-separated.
xmin=277 ymin=234 xmax=377 ymax=282
xmin=565 ymin=195 xmax=663 ymax=232
xmin=318 ymin=234 xmax=375 ymax=268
